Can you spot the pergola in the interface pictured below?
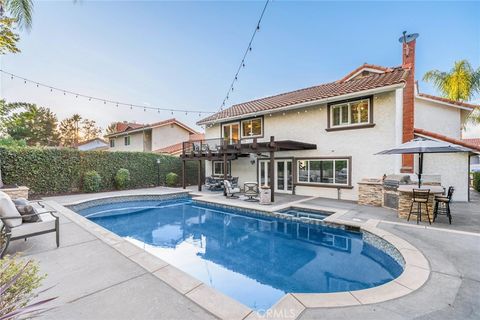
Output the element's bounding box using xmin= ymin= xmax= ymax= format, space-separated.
xmin=180 ymin=136 xmax=317 ymax=202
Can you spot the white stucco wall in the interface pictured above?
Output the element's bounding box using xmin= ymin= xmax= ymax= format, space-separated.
xmin=414 ymin=97 xmax=462 ymax=139
xmin=108 ymin=132 xmax=145 ymax=152
xmin=420 ymin=153 xmax=470 ymax=201
xmin=151 ymin=124 xmax=191 ymax=151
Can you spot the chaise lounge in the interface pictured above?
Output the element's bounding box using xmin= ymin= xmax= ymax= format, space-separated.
xmin=0 ymin=191 xmax=59 ymax=258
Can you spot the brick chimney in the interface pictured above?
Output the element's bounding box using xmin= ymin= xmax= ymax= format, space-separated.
xmin=400 ymin=32 xmax=418 ymax=173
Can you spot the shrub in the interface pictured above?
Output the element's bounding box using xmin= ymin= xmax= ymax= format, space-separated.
xmin=0 ymin=147 xmax=201 ymax=195
xmin=0 ymin=255 xmax=50 ymax=319
xmin=166 ymin=172 xmax=178 ymax=187
xmin=83 ymin=170 xmax=101 ymax=192
xmin=114 ymin=168 xmax=130 ymax=189
xmin=473 ymin=172 xmax=480 ymax=192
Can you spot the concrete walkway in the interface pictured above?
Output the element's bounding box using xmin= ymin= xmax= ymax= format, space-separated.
xmin=5 ymin=187 xmax=480 ymax=319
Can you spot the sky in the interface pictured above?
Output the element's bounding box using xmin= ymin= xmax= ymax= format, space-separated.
xmin=0 ymin=0 xmax=479 ymax=136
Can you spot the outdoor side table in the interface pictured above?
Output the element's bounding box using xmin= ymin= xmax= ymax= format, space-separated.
xmin=259 ymin=186 xmax=271 ymax=205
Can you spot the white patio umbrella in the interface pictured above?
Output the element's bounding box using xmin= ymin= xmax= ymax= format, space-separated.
xmin=376 ymin=138 xmax=472 ymax=187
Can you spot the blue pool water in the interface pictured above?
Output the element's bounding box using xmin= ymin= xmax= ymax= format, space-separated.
xmin=278 ymin=207 xmax=331 ymax=220
xmin=78 ymin=198 xmax=403 ymax=311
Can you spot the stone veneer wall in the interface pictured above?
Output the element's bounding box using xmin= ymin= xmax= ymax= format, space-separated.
xmin=358 ymin=181 xmax=383 ymax=206
xmin=0 ymin=186 xmax=29 ymax=199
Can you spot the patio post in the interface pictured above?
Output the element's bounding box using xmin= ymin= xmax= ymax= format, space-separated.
xmin=198 ymin=160 xmax=202 ymax=191
xmin=182 ymin=159 xmax=186 ymax=189
xmin=269 ymin=136 xmax=275 ymax=202
xmin=223 ymin=151 xmax=227 ymax=196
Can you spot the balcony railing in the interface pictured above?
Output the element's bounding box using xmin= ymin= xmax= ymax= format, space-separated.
xmin=182 ymin=137 xmax=267 ymax=156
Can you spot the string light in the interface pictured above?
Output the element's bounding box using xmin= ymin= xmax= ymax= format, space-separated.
xmin=0 ymin=69 xmax=215 ymax=116
xmin=215 ymin=0 xmax=270 ymax=117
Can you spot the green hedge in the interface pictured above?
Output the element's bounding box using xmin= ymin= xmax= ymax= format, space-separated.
xmin=473 ymin=172 xmax=480 ymax=192
xmin=0 ymin=147 xmax=202 ymax=196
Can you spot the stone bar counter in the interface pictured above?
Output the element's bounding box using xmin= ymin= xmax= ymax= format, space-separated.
xmin=358 ymin=176 xmax=444 ymax=221
xmin=0 ymin=186 xmax=29 ymax=199
xmin=397 ymin=185 xmax=444 ymax=221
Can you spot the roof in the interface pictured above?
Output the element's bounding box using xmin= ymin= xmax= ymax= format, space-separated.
xmin=198 ymin=65 xmax=409 ymax=125
xmin=414 ymin=128 xmax=480 ymax=153
xmin=462 ymin=138 xmax=480 ymax=147
xmin=105 ymin=118 xmax=199 ymax=138
xmin=76 ymin=138 xmax=108 ymax=147
xmin=417 ymin=93 xmax=478 ymax=110
xmin=154 ymin=142 xmax=184 ymax=155
xmin=154 ymin=133 xmax=205 ymax=156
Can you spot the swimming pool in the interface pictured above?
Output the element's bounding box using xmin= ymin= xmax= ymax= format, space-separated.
xmin=76 ymin=197 xmax=403 ymax=311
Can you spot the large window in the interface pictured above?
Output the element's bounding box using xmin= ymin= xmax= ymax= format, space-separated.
xmin=124 ymin=136 xmax=131 ymax=146
xmin=241 ymin=117 xmax=263 ymax=138
xmin=330 ymin=98 xmax=370 ymax=127
xmin=297 ymin=159 xmax=349 ymax=185
xmin=212 ymin=161 xmax=231 ymax=177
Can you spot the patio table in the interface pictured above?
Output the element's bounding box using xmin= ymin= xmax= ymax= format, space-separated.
xmin=397 ymin=185 xmax=445 ymax=221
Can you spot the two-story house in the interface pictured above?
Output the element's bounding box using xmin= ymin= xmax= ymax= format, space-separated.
xmin=105 ymin=118 xmax=201 ymax=155
xmin=182 ymin=33 xmax=479 ymax=202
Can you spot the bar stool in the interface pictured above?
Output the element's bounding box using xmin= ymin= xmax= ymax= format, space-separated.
xmin=408 ymin=189 xmax=431 ymax=224
xmin=434 ymin=186 xmax=454 ymax=224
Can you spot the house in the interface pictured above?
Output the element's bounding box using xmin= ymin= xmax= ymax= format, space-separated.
xmin=105 ymin=119 xmax=201 ymax=154
xmin=155 ymin=133 xmax=205 ymax=156
xmin=76 ymin=138 xmax=109 ymax=151
xmin=183 ymin=32 xmax=479 ymax=202
xmin=464 ymin=138 xmax=480 ymax=172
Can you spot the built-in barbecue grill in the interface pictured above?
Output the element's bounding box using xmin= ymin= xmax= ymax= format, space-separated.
xmin=382 ymin=175 xmax=412 ymax=209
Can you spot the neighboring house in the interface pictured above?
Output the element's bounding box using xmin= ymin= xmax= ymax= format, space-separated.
xmin=464 ymin=138 xmax=480 ymax=172
xmin=105 ymin=119 xmax=201 ymax=154
xmin=76 ymin=138 xmax=109 ymax=151
xmin=155 ymin=133 xmax=205 ymax=156
xmin=184 ymin=33 xmax=479 ymax=202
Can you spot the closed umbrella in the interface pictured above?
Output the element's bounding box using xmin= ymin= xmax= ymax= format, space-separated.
xmin=376 ymin=138 xmax=472 ymax=187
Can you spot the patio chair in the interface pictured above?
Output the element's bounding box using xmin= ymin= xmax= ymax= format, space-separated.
xmin=244 ymin=182 xmax=259 ymax=202
xmin=231 ymin=177 xmax=239 ymax=188
xmin=224 ymin=180 xmax=240 ymax=198
xmin=434 ymin=186 xmax=454 ymax=224
xmin=0 ymin=192 xmax=59 ymax=258
xmin=408 ymin=189 xmax=431 ymax=225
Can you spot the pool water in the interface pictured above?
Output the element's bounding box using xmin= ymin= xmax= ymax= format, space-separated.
xmin=78 ymin=198 xmax=403 ymax=311
xmin=277 ymin=207 xmax=331 ymax=220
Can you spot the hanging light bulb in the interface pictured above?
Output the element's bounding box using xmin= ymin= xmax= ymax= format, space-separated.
xmin=75 ymin=95 xmax=78 ymax=98
xmin=144 ymin=107 xmax=146 ymax=112
xmin=89 ymin=97 xmax=92 ymax=101
xmin=50 ymin=88 xmax=53 ymax=92
xmin=157 ymin=109 xmax=160 ymax=113
xmin=36 ymin=83 xmax=39 ymax=87
xmin=130 ymin=105 xmax=132 ymax=110
xmin=104 ymin=101 xmax=106 ymax=104
xmin=10 ymin=75 xmax=13 ymax=80
xmin=24 ymin=80 xmax=27 ymax=84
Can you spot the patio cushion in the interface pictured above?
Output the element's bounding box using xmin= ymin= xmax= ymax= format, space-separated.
xmin=16 ymin=205 xmax=41 ymax=223
xmin=0 ymin=191 xmax=23 ymax=228
xmin=10 ymin=213 xmax=56 ymax=238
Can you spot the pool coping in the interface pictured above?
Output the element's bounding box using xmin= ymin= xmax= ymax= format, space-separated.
xmin=45 ymin=192 xmax=431 ymax=320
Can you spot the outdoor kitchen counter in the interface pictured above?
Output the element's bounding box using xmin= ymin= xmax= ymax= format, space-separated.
xmin=397 ymin=185 xmax=444 ymax=220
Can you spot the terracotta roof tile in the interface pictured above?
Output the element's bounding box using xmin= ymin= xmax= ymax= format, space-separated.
xmin=414 ymin=128 xmax=480 ymax=152
xmin=462 ymin=138 xmax=480 ymax=147
xmin=154 ymin=142 xmax=183 ymax=155
xmin=198 ymin=66 xmax=408 ymax=124
xmin=417 ymin=93 xmax=479 ymax=109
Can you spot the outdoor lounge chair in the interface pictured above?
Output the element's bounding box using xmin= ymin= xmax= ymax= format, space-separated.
xmin=244 ymin=182 xmax=259 ymax=202
xmin=224 ymin=180 xmax=241 ymax=198
xmin=0 ymin=191 xmax=59 ymax=258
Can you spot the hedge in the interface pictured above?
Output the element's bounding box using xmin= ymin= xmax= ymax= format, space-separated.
xmin=473 ymin=172 xmax=480 ymax=192
xmin=0 ymin=147 xmax=202 ymax=196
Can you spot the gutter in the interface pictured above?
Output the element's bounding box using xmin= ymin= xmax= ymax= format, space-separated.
xmin=197 ymin=83 xmax=405 ymax=125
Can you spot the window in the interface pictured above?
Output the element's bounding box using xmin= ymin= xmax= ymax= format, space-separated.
xmin=212 ymin=161 xmax=231 ymax=176
xmin=297 ymin=159 xmax=349 ymax=185
xmin=221 ymin=123 xmax=240 ymax=143
xmin=241 ymin=117 xmax=263 ymax=138
xmin=109 ymin=139 xmax=115 ymax=148
xmin=124 ymin=136 xmax=131 ymax=146
xmin=330 ymin=98 xmax=370 ymax=127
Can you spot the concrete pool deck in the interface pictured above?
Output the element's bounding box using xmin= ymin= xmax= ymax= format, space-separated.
xmin=4 ymin=187 xmax=480 ymax=319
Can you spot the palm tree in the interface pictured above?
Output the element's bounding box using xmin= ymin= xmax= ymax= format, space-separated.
xmin=0 ymin=0 xmax=33 ymax=30
xmin=423 ymin=60 xmax=480 ymax=102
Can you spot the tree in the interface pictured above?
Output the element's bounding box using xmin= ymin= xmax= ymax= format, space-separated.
xmin=0 ymin=0 xmax=34 ymax=54
xmin=59 ymin=114 xmax=82 ymax=147
xmin=59 ymin=114 xmax=101 ymax=146
xmin=82 ymin=119 xmax=102 ymax=141
xmin=423 ymin=60 xmax=480 ymax=102
xmin=2 ymin=102 xmax=60 ymax=146
xmin=105 ymin=122 xmax=118 ymax=136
